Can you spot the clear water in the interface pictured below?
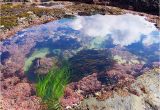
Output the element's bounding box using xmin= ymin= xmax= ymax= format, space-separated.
xmin=0 ymin=14 xmax=160 ymax=72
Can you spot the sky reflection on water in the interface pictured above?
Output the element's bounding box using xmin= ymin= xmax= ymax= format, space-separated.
xmin=1 ymin=14 xmax=160 ymax=63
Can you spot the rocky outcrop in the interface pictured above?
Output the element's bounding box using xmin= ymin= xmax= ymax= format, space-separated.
xmin=1 ymin=77 xmax=42 ymax=110
xmin=62 ymin=53 xmax=159 ymax=109
xmin=73 ymin=69 xmax=160 ymax=110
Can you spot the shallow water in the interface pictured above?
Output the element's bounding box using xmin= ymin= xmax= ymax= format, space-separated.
xmin=0 ymin=14 xmax=160 ymax=73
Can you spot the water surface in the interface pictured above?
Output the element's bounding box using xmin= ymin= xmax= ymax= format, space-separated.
xmin=0 ymin=14 xmax=159 ymax=72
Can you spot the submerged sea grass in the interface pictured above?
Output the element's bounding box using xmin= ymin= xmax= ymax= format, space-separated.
xmin=36 ymin=63 xmax=70 ymax=110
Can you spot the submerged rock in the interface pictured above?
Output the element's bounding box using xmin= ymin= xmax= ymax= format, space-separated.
xmin=32 ymin=57 xmax=58 ymax=75
xmin=76 ymin=73 xmax=102 ymax=95
xmin=69 ymin=49 xmax=114 ymax=81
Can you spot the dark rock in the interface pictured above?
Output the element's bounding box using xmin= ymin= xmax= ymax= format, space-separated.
xmin=69 ymin=49 xmax=114 ymax=81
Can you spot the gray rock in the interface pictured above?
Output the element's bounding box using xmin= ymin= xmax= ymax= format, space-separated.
xmin=75 ymin=69 xmax=160 ymax=110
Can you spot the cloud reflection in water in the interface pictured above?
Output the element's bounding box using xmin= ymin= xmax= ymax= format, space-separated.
xmin=70 ymin=14 xmax=159 ymax=46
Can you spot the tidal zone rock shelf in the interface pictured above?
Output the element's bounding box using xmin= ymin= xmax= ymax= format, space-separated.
xmin=0 ymin=14 xmax=160 ymax=110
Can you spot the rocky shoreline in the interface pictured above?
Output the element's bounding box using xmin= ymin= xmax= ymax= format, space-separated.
xmin=1 ymin=1 xmax=160 ymax=110
xmin=0 ymin=1 xmax=159 ymax=41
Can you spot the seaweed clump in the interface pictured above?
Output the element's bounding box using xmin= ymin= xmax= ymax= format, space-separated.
xmin=69 ymin=49 xmax=114 ymax=81
xmin=36 ymin=64 xmax=70 ymax=110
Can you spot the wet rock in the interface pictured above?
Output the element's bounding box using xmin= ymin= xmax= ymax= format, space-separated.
xmin=131 ymin=69 xmax=160 ymax=109
xmin=1 ymin=82 xmax=41 ymax=110
xmin=60 ymin=86 xmax=83 ymax=108
xmin=1 ymin=76 xmax=20 ymax=90
xmin=110 ymin=46 xmax=144 ymax=65
xmin=74 ymin=69 xmax=160 ymax=110
xmin=2 ymin=83 xmax=32 ymax=98
xmin=77 ymin=73 xmax=102 ymax=95
xmin=101 ymin=64 xmax=136 ymax=90
xmin=69 ymin=49 xmax=114 ymax=81
xmin=78 ymin=92 xmax=145 ymax=110
xmin=152 ymin=62 xmax=160 ymax=68
xmin=2 ymin=96 xmax=41 ymax=110
xmin=32 ymin=57 xmax=58 ymax=75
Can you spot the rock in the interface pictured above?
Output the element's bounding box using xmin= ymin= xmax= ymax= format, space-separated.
xmin=78 ymin=92 xmax=145 ymax=110
xmin=71 ymin=0 xmax=159 ymax=15
xmin=32 ymin=57 xmax=58 ymax=75
xmin=131 ymin=69 xmax=160 ymax=109
xmin=1 ymin=76 xmax=20 ymax=90
xmin=69 ymin=49 xmax=114 ymax=81
xmin=77 ymin=73 xmax=102 ymax=95
xmin=74 ymin=69 xmax=160 ymax=110
xmin=2 ymin=83 xmax=32 ymax=98
xmin=110 ymin=46 xmax=144 ymax=65
xmin=1 ymin=82 xmax=41 ymax=110
xmin=60 ymin=86 xmax=83 ymax=108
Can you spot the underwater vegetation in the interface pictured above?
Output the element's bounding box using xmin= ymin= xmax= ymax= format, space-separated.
xmin=69 ymin=49 xmax=114 ymax=81
xmin=36 ymin=63 xmax=70 ymax=110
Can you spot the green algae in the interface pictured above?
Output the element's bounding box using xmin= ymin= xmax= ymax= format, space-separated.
xmin=36 ymin=63 xmax=70 ymax=110
xmin=24 ymin=48 xmax=49 ymax=72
